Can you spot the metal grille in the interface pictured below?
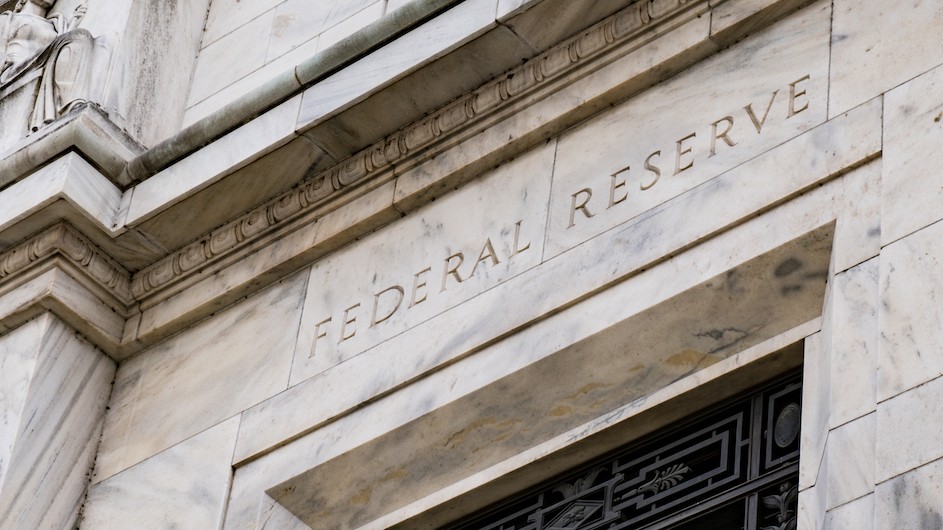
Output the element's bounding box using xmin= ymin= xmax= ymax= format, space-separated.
xmin=444 ymin=372 xmax=801 ymax=530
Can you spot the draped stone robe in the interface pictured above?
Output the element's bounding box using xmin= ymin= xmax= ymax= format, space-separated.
xmin=0 ymin=7 xmax=93 ymax=132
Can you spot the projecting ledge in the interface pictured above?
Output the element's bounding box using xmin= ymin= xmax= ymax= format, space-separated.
xmin=0 ymin=105 xmax=143 ymax=191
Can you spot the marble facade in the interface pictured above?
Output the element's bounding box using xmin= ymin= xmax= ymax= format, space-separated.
xmin=0 ymin=0 xmax=940 ymax=528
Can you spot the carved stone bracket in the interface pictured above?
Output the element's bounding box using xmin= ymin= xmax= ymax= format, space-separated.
xmin=131 ymin=0 xmax=699 ymax=300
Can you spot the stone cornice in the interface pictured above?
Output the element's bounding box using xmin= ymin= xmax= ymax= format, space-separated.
xmin=0 ymin=105 xmax=144 ymax=191
xmin=131 ymin=0 xmax=699 ymax=301
xmin=0 ymin=222 xmax=133 ymax=306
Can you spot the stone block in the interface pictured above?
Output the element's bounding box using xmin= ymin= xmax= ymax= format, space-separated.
xmin=0 ymin=152 xmax=122 ymax=241
xmin=184 ymin=35 xmax=317 ymax=127
xmin=317 ymin=1 xmax=386 ymax=51
xmin=112 ymin=0 xmax=212 ymax=145
xmin=875 ymin=375 xmax=943 ymax=483
xmin=881 ymin=63 xmax=943 ymax=246
xmin=801 ymin=330 xmax=829 ymax=491
xmin=265 ymin=0 xmax=377 ymax=63
xmin=831 ymin=156 xmax=881 ymax=273
xmin=829 ymin=0 xmax=943 ymax=118
xmin=799 ymin=481 xmax=826 ymax=530
xmin=131 ymin=177 xmax=400 ymax=346
xmin=828 ymin=259 xmax=878 ymax=428
xmin=202 ymin=0 xmax=283 ymax=47
xmin=878 ymin=221 xmax=943 ymax=400
xmin=82 ymin=417 xmax=239 ymax=529
xmin=290 ymin=141 xmax=554 ymax=385
xmin=825 ymin=413 xmax=875 ymax=510
xmin=189 ymin=10 xmax=275 ymax=107
xmin=824 ymin=494 xmax=873 ymax=530
xmin=93 ymin=271 xmax=307 ymax=484
xmin=875 ymin=458 xmax=943 ymax=530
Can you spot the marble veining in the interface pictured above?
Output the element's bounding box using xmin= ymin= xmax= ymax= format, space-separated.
xmin=0 ymin=313 xmax=114 ymax=530
xmin=82 ymin=416 xmax=239 ymax=529
xmin=93 ymin=270 xmax=307 ymax=485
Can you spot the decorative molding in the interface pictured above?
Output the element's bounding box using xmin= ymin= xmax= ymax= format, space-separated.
xmin=0 ymin=222 xmax=133 ymax=304
xmin=131 ymin=0 xmax=698 ymax=300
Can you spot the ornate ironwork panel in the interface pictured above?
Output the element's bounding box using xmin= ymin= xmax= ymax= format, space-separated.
xmin=444 ymin=372 xmax=801 ymax=530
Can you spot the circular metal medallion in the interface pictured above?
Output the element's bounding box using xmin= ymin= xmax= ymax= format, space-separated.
xmin=774 ymin=403 xmax=801 ymax=448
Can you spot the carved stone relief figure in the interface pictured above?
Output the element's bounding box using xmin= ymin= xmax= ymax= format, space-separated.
xmin=0 ymin=0 xmax=95 ymax=132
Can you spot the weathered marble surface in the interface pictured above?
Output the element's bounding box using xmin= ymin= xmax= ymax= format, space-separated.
xmin=0 ymin=1 xmax=931 ymax=528
xmin=878 ymin=220 xmax=943 ymax=401
xmin=111 ymin=0 xmax=212 ymax=146
xmin=0 ymin=313 xmax=114 ymax=530
xmin=0 ymin=152 xmax=121 ymax=242
xmin=799 ymin=437 xmax=828 ymax=530
xmin=183 ymin=34 xmax=320 ymax=126
xmin=881 ymin=63 xmax=943 ymax=247
xmin=829 ymin=0 xmax=943 ymax=118
xmin=829 ymin=259 xmax=878 ymax=428
xmin=124 ymin=95 xmax=302 ymax=226
xmin=0 ymin=321 xmax=38 ymax=485
xmin=202 ymin=0 xmax=282 ymax=46
xmin=826 ymin=413 xmax=875 ymax=510
xmin=188 ymin=11 xmax=276 ymax=107
xmin=800 ymin=330 xmax=829 ymax=492
xmin=317 ymin=1 xmax=385 ymax=52
xmin=0 ymin=78 xmax=39 ymax=154
xmin=875 ymin=457 xmax=943 ymax=530
xmin=226 ymin=318 xmax=816 ymax=530
xmin=296 ymin=0 xmax=498 ymax=131
xmin=390 ymin=12 xmax=715 ymax=212
xmin=371 ymin=324 xmax=817 ymax=529
xmin=82 ymin=416 xmax=239 ymax=530
xmin=94 ymin=271 xmax=307 ymax=484
xmin=265 ymin=0 xmax=377 ymax=62
xmin=131 ymin=178 xmax=399 ymax=346
xmin=825 ymin=493 xmax=873 ymax=530
xmin=270 ymin=221 xmax=829 ymax=528
xmin=224 ymin=150 xmax=852 ymax=523
xmin=875 ymin=374 xmax=943 ymax=483
xmin=546 ymin=0 xmax=830 ymax=258
xmin=255 ymin=496 xmax=311 ymax=530
xmin=831 ymin=157 xmax=881 ymax=273
xmin=193 ymin=0 xmax=384 ymax=113
xmin=290 ymin=141 xmax=553 ymax=384
xmin=0 ymin=266 xmax=129 ymax=357
xmin=233 ymin=91 xmax=880 ymax=466
xmin=187 ymin=0 xmax=386 ymax=126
